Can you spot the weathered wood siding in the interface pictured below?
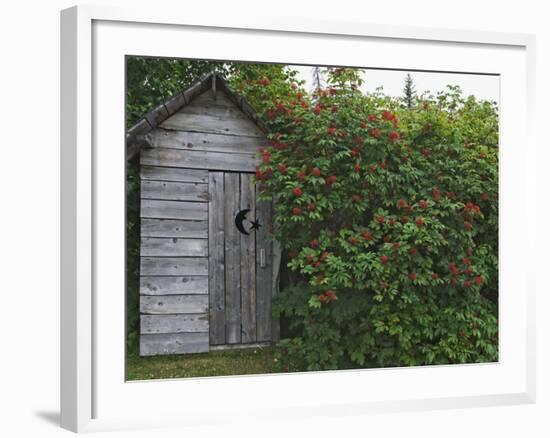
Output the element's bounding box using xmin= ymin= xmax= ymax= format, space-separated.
xmin=139 ymin=166 xmax=211 ymax=355
xmin=140 ymin=92 xmax=261 ymax=173
xmin=240 ymin=174 xmax=257 ymax=343
xmin=208 ymin=172 xmax=225 ymax=345
xmin=139 ymin=87 xmax=278 ymax=356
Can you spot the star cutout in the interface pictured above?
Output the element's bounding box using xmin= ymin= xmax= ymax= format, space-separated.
xmin=249 ymin=219 xmax=262 ymax=231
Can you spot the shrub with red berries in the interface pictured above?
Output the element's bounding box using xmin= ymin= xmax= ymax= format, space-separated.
xmin=293 ymin=187 xmax=303 ymax=197
xmin=230 ymin=66 xmax=498 ymax=372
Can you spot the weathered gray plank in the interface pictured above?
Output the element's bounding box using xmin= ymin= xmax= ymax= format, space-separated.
xmin=216 ymin=80 xmax=267 ymax=133
xmin=208 ymin=172 xmax=225 ymax=345
xmin=160 ymin=113 xmax=264 ymax=138
xmin=140 ymin=257 xmax=208 ymax=276
xmin=140 ymin=200 xmax=208 ymax=220
xmin=150 ymin=130 xmax=263 ymax=155
xmin=140 ymin=238 xmax=208 ymax=257
xmin=141 ymin=147 xmax=258 ymax=172
xmin=163 ymin=92 xmax=186 ymax=116
xmin=183 ymin=78 xmax=209 ymax=105
xmin=127 ymin=131 xmax=153 ymax=161
xmin=140 ymin=295 xmax=209 ymax=314
xmin=256 ymin=191 xmax=273 ymax=342
xmin=144 ymin=102 xmax=170 ymax=129
xmin=271 ymin=237 xmax=282 ymax=342
xmin=141 ymin=314 xmax=208 ymax=334
xmin=141 ymin=180 xmax=209 ymax=202
xmin=210 ymin=342 xmax=270 ymax=352
xmin=211 ymin=72 xmax=217 ymax=100
xmin=224 ymin=173 xmax=241 ymax=344
xmin=140 ymin=165 xmax=208 ymax=183
xmin=218 ymin=80 xmax=244 ymax=110
xmin=179 ymin=99 xmax=250 ymax=120
xmin=240 ymin=173 xmax=257 ymax=343
xmin=140 ymin=276 xmax=208 ymax=295
xmin=190 ymin=90 xmax=241 ymax=108
xmin=141 ymin=218 xmax=208 ymax=238
xmin=140 ymin=332 xmax=209 ymax=356
xmin=127 ymin=118 xmax=152 ymax=161
xmin=191 ymin=90 xmax=236 ymax=106
xmin=127 ymin=118 xmax=151 ymax=140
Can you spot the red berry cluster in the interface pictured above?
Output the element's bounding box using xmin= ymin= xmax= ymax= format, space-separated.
xmin=361 ymin=230 xmax=373 ymax=241
xmin=389 ymin=131 xmax=400 ymax=143
xmin=382 ymin=110 xmax=399 ymax=128
xmin=318 ymin=289 xmax=337 ymax=304
xmin=463 ymin=202 xmax=481 ymax=215
xmin=369 ymin=127 xmax=381 ymax=138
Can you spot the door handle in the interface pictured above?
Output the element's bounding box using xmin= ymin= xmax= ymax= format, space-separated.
xmin=259 ymin=248 xmax=266 ymax=268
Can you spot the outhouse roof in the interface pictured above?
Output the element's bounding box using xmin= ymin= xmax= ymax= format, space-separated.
xmin=126 ymin=72 xmax=267 ymax=161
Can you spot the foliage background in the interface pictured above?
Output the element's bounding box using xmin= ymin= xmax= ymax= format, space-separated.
xmin=126 ymin=57 xmax=498 ymax=372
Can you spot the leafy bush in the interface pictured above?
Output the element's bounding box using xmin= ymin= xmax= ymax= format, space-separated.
xmin=126 ymin=60 xmax=499 ymax=371
xmin=239 ymin=67 xmax=498 ymax=371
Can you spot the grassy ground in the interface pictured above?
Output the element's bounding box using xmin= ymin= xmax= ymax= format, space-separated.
xmin=127 ymin=345 xmax=279 ymax=381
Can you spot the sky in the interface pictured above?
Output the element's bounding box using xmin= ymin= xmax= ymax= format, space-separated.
xmin=291 ymin=65 xmax=500 ymax=104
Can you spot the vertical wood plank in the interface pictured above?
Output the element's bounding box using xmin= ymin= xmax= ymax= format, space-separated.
xmin=224 ymin=173 xmax=241 ymax=344
xmin=240 ymin=174 xmax=257 ymax=343
xmin=271 ymin=237 xmax=282 ymax=342
xmin=256 ymin=189 xmax=273 ymax=342
xmin=208 ymin=172 xmax=225 ymax=345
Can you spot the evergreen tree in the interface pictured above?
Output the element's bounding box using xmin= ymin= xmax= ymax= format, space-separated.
xmin=403 ymin=73 xmax=417 ymax=108
xmin=312 ymin=66 xmax=325 ymax=94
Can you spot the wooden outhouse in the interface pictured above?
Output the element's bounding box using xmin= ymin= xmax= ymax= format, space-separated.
xmin=126 ymin=73 xmax=281 ymax=356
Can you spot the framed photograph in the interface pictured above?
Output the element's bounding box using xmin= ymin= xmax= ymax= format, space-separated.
xmin=61 ymin=5 xmax=536 ymax=433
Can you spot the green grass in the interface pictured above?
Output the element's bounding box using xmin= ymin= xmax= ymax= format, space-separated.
xmin=127 ymin=346 xmax=279 ymax=381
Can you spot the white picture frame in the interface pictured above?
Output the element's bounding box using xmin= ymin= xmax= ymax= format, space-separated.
xmin=60 ymin=4 xmax=536 ymax=433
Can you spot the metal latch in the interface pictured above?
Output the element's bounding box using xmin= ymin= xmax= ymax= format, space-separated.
xmin=259 ymin=248 xmax=266 ymax=268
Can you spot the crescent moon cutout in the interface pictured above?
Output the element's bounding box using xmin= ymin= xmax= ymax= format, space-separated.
xmin=235 ymin=209 xmax=251 ymax=235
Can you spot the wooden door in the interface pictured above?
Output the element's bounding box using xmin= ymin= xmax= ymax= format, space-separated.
xmin=208 ymin=171 xmax=274 ymax=346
